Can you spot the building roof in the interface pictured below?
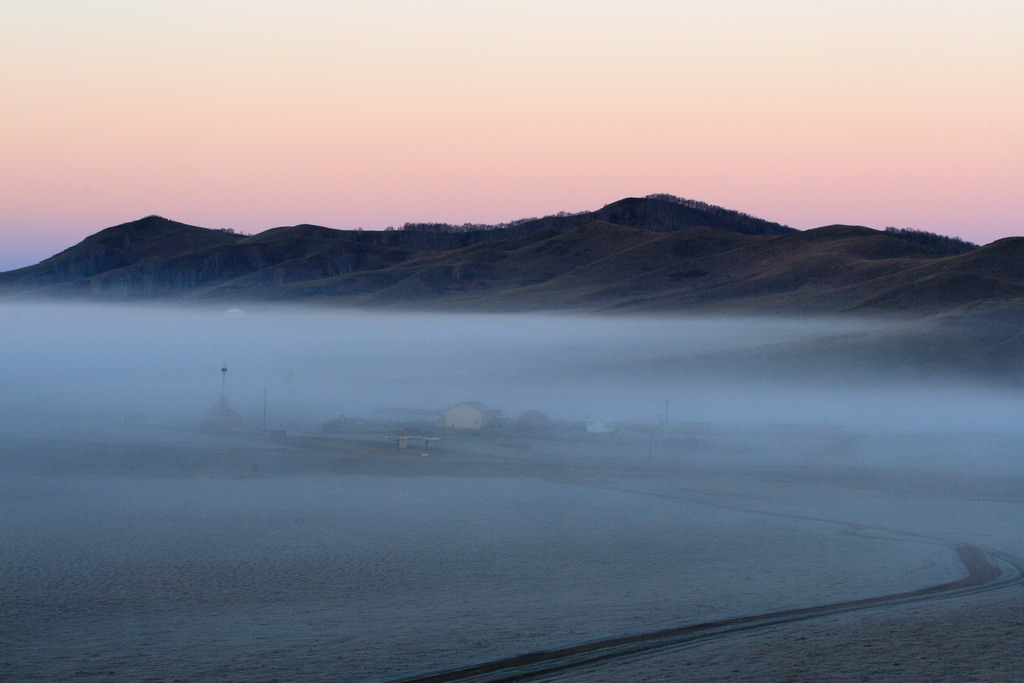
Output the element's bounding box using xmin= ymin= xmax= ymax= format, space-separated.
xmin=453 ymin=401 xmax=498 ymax=413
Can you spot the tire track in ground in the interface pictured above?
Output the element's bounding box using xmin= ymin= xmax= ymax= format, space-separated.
xmin=400 ymin=482 xmax=1024 ymax=683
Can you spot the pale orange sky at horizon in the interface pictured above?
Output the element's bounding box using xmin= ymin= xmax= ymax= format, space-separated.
xmin=2 ymin=0 xmax=1022 ymax=270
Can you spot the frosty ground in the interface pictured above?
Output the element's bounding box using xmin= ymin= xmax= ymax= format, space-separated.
xmin=3 ymin=423 xmax=1022 ymax=682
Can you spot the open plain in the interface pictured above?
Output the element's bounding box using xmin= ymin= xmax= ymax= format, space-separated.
xmin=3 ymin=419 xmax=1022 ymax=682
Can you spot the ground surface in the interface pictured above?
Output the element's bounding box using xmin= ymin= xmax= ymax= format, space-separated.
xmin=2 ymin=424 xmax=1022 ymax=682
xmin=577 ymin=591 xmax=1024 ymax=682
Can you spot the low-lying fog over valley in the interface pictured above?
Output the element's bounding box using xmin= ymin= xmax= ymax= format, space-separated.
xmin=2 ymin=302 xmax=1023 ymax=681
xmin=2 ymin=303 xmax=1022 ymax=434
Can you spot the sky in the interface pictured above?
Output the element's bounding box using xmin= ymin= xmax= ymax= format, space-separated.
xmin=1 ymin=0 xmax=1022 ymax=271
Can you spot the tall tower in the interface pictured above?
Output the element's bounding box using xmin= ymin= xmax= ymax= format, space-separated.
xmin=201 ymin=362 xmax=244 ymax=429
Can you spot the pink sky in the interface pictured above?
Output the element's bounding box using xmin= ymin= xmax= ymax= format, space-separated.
xmin=2 ymin=1 xmax=1022 ymax=271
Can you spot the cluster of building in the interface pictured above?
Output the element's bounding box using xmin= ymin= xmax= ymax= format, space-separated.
xmin=369 ymin=401 xmax=502 ymax=432
xmin=198 ymin=360 xmax=616 ymax=440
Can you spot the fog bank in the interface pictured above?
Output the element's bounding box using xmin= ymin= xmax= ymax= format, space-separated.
xmin=1 ymin=302 xmax=1020 ymax=437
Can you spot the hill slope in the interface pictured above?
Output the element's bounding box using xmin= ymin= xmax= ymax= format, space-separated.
xmin=1 ymin=199 xmax=1018 ymax=317
xmin=0 ymin=216 xmax=243 ymax=292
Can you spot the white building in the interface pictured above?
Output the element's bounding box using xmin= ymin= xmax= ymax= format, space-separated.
xmin=443 ymin=401 xmax=501 ymax=431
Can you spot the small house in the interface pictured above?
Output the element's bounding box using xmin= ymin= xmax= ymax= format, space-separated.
xmin=586 ymin=419 xmax=615 ymax=434
xmin=443 ymin=401 xmax=501 ymax=431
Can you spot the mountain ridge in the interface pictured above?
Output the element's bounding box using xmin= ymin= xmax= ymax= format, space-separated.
xmin=1 ymin=196 xmax=1017 ymax=316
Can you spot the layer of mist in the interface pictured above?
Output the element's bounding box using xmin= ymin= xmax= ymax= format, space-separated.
xmin=1 ymin=302 xmax=1020 ymax=438
xmin=3 ymin=301 xmax=1023 ymax=680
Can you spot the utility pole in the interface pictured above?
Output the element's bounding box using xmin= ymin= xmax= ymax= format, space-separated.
xmin=220 ymin=363 xmax=228 ymax=406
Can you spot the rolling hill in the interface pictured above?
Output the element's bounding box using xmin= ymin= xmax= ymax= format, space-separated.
xmin=1 ymin=196 xmax=1019 ymax=317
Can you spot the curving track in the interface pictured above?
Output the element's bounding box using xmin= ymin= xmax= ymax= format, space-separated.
xmin=401 ymin=482 xmax=1024 ymax=683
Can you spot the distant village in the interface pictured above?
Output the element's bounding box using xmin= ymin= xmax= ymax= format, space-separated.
xmin=195 ymin=352 xmax=848 ymax=462
xmin=195 ymin=366 xmax=698 ymax=450
xmin=201 ymin=391 xmax=623 ymax=442
xmin=198 ymin=381 xmax=849 ymax=464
